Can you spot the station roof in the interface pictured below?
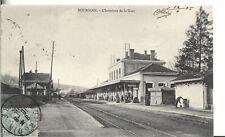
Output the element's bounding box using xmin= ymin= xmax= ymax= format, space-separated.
xmin=23 ymin=72 xmax=50 ymax=83
xmin=125 ymin=64 xmax=177 ymax=76
xmin=140 ymin=64 xmax=176 ymax=73
xmin=89 ymin=80 xmax=140 ymax=90
xmin=171 ymin=71 xmax=213 ymax=85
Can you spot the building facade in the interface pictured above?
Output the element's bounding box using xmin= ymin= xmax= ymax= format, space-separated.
xmin=85 ymin=48 xmax=178 ymax=105
xmin=171 ymin=71 xmax=213 ymax=110
xmin=21 ymin=71 xmax=53 ymax=100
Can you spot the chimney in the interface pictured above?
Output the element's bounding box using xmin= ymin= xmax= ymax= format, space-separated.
xmin=129 ymin=49 xmax=134 ymax=59
xmin=144 ymin=50 xmax=147 ymax=55
xmin=150 ymin=50 xmax=156 ymax=61
xmin=125 ymin=51 xmax=129 ymax=58
xmin=35 ymin=61 xmax=38 ymax=73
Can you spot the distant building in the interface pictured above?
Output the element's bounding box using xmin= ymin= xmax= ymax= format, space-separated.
xmin=86 ymin=47 xmax=178 ymax=105
xmin=22 ymin=71 xmax=53 ymax=97
xmin=171 ymin=71 xmax=213 ymax=110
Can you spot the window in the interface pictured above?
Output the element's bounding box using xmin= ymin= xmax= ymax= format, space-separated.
xmin=116 ymin=69 xmax=118 ymax=79
xmin=146 ymin=82 xmax=154 ymax=92
xmin=112 ymin=71 xmax=114 ymax=80
xmin=119 ymin=68 xmax=121 ymax=78
xmin=111 ymin=72 xmax=113 ymax=80
xmin=158 ymin=82 xmax=167 ymax=87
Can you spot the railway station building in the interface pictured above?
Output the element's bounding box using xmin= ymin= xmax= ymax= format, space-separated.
xmin=21 ymin=70 xmax=55 ymax=101
xmin=85 ymin=48 xmax=178 ymax=105
xmin=22 ymin=71 xmax=51 ymax=96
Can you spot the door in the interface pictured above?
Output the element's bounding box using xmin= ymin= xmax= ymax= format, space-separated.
xmin=145 ymin=83 xmax=153 ymax=106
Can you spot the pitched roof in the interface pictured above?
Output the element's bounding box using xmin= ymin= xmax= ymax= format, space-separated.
xmin=172 ymin=71 xmax=213 ymax=84
xmin=23 ymin=72 xmax=50 ymax=83
xmin=172 ymin=73 xmax=202 ymax=81
xmin=125 ymin=64 xmax=176 ymax=76
xmin=140 ymin=64 xmax=176 ymax=73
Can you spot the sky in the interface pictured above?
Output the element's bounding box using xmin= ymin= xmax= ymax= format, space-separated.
xmin=1 ymin=5 xmax=212 ymax=88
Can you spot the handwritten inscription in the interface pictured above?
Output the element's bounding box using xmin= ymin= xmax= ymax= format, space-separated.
xmin=153 ymin=6 xmax=194 ymax=19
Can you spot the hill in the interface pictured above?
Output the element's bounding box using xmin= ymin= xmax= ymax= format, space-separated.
xmin=1 ymin=74 xmax=88 ymax=94
xmin=53 ymin=83 xmax=88 ymax=94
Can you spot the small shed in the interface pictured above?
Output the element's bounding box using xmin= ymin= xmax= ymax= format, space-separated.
xmin=172 ymin=71 xmax=213 ymax=110
xmin=149 ymin=87 xmax=175 ymax=105
xmin=22 ymin=72 xmax=51 ymax=96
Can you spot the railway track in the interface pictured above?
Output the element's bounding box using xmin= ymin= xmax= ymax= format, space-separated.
xmin=81 ymin=105 xmax=139 ymax=137
xmin=70 ymin=100 xmax=177 ymax=137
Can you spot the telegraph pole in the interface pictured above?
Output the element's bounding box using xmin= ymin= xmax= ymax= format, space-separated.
xmin=19 ymin=50 xmax=22 ymax=88
xmin=35 ymin=61 xmax=37 ymax=73
xmin=35 ymin=61 xmax=38 ymax=95
xmin=22 ymin=46 xmax=25 ymax=74
xmin=57 ymin=78 xmax=60 ymax=95
xmin=50 ymin=41 xmax=54 ymax=81
xmin=48 ymin=41 xmax=55 ymax=100
xmin=19 ymin=46 xmax=26 ymax=94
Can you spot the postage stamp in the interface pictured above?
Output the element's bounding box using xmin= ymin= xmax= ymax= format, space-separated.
xmin=1 ymin=95 xmax=40 ymax=137
xmin=1 ymin=108 xmax=38 ymax=136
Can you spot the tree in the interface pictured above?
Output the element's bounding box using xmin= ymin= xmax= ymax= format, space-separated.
xmin=175 ymin=7 xmax=213 ymax=73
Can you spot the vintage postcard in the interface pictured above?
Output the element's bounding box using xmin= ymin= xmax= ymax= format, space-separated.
xmin=1 ymin=5 xmax=213 ymax=137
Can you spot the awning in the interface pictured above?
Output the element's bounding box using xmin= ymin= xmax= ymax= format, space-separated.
xmin=90 ymin=80 xmax=140 ymax=90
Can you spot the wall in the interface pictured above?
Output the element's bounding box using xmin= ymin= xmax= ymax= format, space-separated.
xmin=124 ymin=61 xmax=147 ymax=75
xmin=143 ymin=75 xmax=177 ymax=88
xmin=138 ymin=74 xmax=176 ymax=104
xmin=108 ymin=61 xmax=124 ymax=81
xmin=175 ymin=82 xmax=204 ymax=109
xmin=108 ymin=59 xmax=165 ymax=81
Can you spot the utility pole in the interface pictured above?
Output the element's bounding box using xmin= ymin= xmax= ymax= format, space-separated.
xmin=50 ymin=41 xmax=54 ymax=82
xmin=19 ymin=50 xmax=22 ymax=88
xmin=48 ymin=41 xmax=55 ymax=100
xmin=35 ymin=61 xmax=38 ymax=95
xmin=19 ymin=46 xmax=26 ymax=94
xmin=57 ymin=78 xmax=60 ymax=95
xmin=35 ymin=61 xmax=37 ymax=73
xmin=22 ymin=46 xmax=25 ymax=74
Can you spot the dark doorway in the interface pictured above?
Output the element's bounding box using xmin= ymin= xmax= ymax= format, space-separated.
xmin=145 ymin=83 xmax=153 ymax=106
